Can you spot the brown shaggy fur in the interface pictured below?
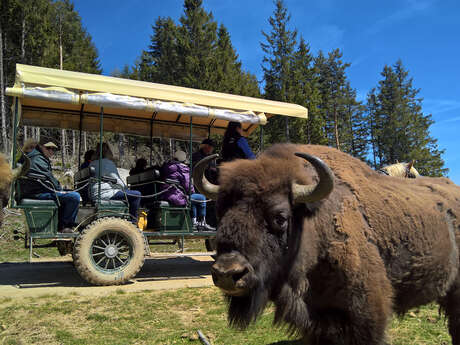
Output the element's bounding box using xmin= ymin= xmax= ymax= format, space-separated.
xmin=0 ymin=154 xmax=13 ymax=226
xmin=214 ymin=144 xmax=460 ymax=345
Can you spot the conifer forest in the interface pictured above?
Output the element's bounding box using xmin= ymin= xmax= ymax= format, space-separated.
xmin=0 ymin=0 xmax=448 ymax=176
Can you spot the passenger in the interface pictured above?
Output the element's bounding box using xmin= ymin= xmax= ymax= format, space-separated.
xmin=221 ymin=121 xmax=255 ymax=162
xmin=89 ymin=143 xmax=141 ymax=222
xmin=18 ymin=138 xmax=38 ymax=166
xmin=22 ymin=138 xmax=38 ymax=154
xmin=20 ymin=138 xmax=80 ymax=233
xmin=129 ymin=158 xmax=147 ymax=176
xmin=161 ymin=150 xmax=214 ymax=231
xmin=80 ymin=149 xmax=95 ymax=170
xmin=192 ymin=138 xmax=218 ymax=184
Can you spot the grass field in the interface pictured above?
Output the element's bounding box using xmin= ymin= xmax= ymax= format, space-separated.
xmin=0 ymin=288 xmax=451 ymax=345
xmin=0 ymin=212 xmax=453 ymax=345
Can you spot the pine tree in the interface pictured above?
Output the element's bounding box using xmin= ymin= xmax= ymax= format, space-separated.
xmin=261 ymin=0 xmax=297 ymax=142
xmin=289 ymin=37 xmax=325 ymax=145
xmin=315 ymin=49 xmax=351 ymax=150
xmin=175 ymin=0 xmax=217 ymax=90
xmin=139 ymin=0 xmax=259 ymax=96
xmin=140 ymin=17 xmax=178 ymax=85
xmin=368 ymin=60 xmax=447 ymax=176
xmin=341 ymin=83 xmax=368 ymax=160
xmin=0 ymin=0 xmax=101 ymax=158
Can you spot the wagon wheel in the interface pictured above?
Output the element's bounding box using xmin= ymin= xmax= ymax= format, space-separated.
xmin=73 ymin=217 xmax=145 ymax=286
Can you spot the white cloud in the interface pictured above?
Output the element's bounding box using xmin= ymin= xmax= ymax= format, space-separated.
xmin=424 ymin=99 xmax=460 ymax=115
xmin=366 ymin=0 xmax=436 ymax=36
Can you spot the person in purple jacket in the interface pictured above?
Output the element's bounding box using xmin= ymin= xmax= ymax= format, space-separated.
xmin=160 ymin=150 xmax=215 ymax=231
xmin=221 ymin=121 xmax=256 ymax=162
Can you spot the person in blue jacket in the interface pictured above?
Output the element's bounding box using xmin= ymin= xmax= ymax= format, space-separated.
xmin=221 ymin=121 xmax=256 ymax=162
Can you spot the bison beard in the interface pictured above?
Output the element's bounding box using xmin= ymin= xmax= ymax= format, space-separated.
xmin=195 ymin=144 xmax=460 ymax=345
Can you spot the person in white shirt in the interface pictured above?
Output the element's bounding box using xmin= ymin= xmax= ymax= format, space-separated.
xmin=89 ymin=143 xmax=141 ymax=222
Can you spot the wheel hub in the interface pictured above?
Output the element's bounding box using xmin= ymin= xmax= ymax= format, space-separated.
xmin=105 ymin=245 xmax=118 ymax=258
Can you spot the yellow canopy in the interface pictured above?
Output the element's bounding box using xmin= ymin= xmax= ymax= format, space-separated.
xmin=6 ymin=64 xmax=308 ymax=140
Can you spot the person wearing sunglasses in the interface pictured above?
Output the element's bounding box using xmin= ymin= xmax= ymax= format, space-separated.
xmin=20 ymin=138 xmax=80 ymax=233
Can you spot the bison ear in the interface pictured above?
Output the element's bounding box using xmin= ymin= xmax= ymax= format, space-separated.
xmin=406 ymin=160 xmax=414 ymax=171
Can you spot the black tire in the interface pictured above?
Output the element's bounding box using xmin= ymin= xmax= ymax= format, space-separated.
xmin=73 ymin=217 xmax=145 ymax=286
xmin=205 ymin=238 xmax=216 ymax=252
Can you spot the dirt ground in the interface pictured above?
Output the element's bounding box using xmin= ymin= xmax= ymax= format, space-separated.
xmin=0 ymin=255 xmax=214 ymax=299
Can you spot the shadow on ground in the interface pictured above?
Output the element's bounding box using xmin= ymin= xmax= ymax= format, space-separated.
xmin=268 ymin=340 xmax=303 ymax=345
xmin=0 ymin=256 xmax=213 ymax=289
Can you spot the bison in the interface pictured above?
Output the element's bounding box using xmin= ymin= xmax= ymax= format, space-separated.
xmin=379 ymin=161 xmax=420 ymax=178
xmin=193 ymin=144 xmax=460 ymax=345
xmin=0 ymin=153 xmax=29 ymax=226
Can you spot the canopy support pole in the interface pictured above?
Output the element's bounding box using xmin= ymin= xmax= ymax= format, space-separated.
xmin=11 ymin=97 xmax=19 ymax=168
xmin=78 ymin=104 xmax=85 ymax=168
xmin=9 ymin=97 xmax=20 ymax=208
xmin=149 ymin=112 xmax=157 ymax=166
xmin=189 ymin=116 xmax=193 ymax=201
xmin=98 ymin=107 xmax=104 ymax=206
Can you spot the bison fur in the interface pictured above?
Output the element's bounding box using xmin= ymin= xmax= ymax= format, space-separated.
xmin=208 ymin=144 xmax=460 ymax=345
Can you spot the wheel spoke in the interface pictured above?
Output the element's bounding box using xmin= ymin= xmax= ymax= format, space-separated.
xmin=106 ymin=234 xmax=112 ymax=245
xmin=114 ymin=238 xmax=124 ymax=247
xmin=99 ymin=238 xmax=108 ymax=247
xmin=112 ymin=233 xmax=119 ymax=246
xmin=111 ymin=258 xmax=116 ymax=269
xmin=115 ymin=255 xmax=125 ymax=265
xmin=104 ymin=258 xmax=109 ymax=269
xmin=92 ymin=245 xmax=105 ymax=250
xmin=92 ymin=252 xmax=105 ymax=257
xmin=96 ymin=256 xmax=106 ymax=265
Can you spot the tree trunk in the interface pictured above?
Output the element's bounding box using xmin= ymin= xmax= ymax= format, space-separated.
xmin=72 ymin=130 xmax=76 ymax=164
xmin=285 ymin=117 xmax=290 ymax=142
xmin=333 ymin=104 xmax=340 ymax=150
xmin=21 ymin=17 xmax=26 ymax=62
xmin=61 ymin=129 xmax=66 ymax=168
xmin=0 ymin=26 xmax=7 ymax=154
xmin=118 ymin=134 xmax=124 ymax=164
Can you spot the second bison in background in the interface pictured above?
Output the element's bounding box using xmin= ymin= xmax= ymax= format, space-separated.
xmin=194 ymin=144 xmax=460 ymax=345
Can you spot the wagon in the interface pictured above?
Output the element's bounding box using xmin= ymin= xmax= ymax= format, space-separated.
xmin=6 ymin=64 xmax=308 ymax=285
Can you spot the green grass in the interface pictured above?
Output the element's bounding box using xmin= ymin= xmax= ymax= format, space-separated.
xmin=0 ymin=288 xmax=452 ymax=345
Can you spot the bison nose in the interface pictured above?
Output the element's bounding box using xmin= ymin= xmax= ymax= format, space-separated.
xmin=211 ymin=253 xmax=253 ymax=296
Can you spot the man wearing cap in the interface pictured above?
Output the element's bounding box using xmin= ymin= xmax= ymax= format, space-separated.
xmin=20 ymin=138 xmax=80 ymax=233
xmin=192 ymin=138 xmax=218 ymax=184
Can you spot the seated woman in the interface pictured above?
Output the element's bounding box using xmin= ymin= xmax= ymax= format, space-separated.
xmin=221 ymin=121 xmax=256 ymax=162
xmin=89 ymin=143 xmax=141 ymax=223
xmin=80 ymin=149 xmax=95 ymax=170
xmin=160 ymin=150 xmax=214 ymax=231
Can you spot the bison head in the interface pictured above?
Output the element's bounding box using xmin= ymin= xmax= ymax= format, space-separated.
xmin=193 ymin=145 xmax=334 ymax=328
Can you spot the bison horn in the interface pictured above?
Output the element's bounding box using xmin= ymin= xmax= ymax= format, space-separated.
xmin=293 ymin=152 xmax=334 ymax=204
xmin=193 ymin=154 xmax=219 ymax=201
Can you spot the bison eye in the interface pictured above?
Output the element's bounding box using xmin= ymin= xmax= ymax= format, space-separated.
xmin=271 ymin=213 xmax=288 ymax=233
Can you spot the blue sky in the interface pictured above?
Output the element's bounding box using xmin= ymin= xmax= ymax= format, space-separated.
xmin=73 ymin=0 xmax=460 ymax=183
